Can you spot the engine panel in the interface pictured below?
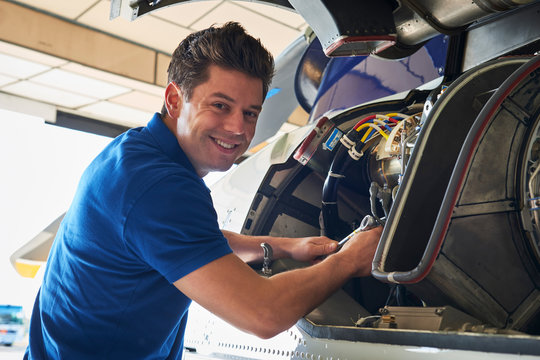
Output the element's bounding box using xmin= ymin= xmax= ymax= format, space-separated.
xmin=229 ymin=56 xmax=540 ymax=356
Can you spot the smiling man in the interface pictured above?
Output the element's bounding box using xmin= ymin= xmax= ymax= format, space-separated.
xmin=25 ymin=22 xmax=381 ymax=359
xmin=167 ymin=65 xmax=262 ymax=176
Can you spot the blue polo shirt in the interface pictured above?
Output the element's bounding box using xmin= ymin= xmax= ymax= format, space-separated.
xmin=26 ymin=113 xmax=232 ymax=359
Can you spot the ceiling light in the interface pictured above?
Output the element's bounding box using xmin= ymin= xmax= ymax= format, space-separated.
xmin=31 ymin=69 xmax=130 ymax=99
xmin=0 ymin=73 xmax=16 ymax=86
xmin=0 ymin=53 xmax=50 ymax=79
xmin=61 ymin=62 xmax=164 ymax=97
xmin=3 ymin=81 xmax=96 ymax=108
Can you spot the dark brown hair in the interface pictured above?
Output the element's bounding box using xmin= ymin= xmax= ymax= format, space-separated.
xmin=161 ymin=22 xmax=275 ymax=117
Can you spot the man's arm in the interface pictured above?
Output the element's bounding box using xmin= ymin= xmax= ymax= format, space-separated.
xmin=174 ymin=227 xmax=381 ymax=339
xmin=222 ymin=229 xmax=338 ymax=263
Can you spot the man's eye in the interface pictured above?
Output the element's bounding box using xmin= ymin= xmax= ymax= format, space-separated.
xmin=213 ymin=103 xmax=226 ymax=110
xmin=244 ymin=111 xmax=259 ymax=119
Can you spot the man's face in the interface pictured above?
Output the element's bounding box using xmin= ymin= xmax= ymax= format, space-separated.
xmin=174 ymin=65 xmax=263 ymax=177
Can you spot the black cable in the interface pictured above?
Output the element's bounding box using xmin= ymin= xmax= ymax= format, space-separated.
xmin=321 ymin=145 xmax=351 ymax=238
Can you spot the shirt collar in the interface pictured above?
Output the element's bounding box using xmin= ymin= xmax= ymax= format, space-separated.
xmin=146 ymin=113 xmax=198 ymax=176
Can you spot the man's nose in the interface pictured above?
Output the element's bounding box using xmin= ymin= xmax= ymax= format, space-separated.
xmin=223 ymin=110 xmax=245 ymax=135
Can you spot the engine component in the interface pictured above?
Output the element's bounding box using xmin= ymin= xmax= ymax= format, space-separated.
xmin=374 ymin=55 xmax=540 ymax=331
xmin=319 ymin=109 xmax=425 ymax=238
xmin=288 ymin=0 xmax=398 ymax=56
xmin=367 ymin=306 xmax=483 ymax=332
xmin=372 ymin=57 xmax=529 ymax=282
xmin=522 ymin=123 xmax=540 ymax=266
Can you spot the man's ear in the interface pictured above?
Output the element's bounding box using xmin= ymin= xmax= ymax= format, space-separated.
xmin=164 ymin=82 xmax=183 ymax=119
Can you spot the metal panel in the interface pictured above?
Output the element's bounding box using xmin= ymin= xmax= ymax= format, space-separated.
xmin=463 ymin=1 xmax=540 ymax=71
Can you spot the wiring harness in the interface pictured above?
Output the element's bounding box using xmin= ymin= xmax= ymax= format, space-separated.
xmin=321 ymin=112 xmax=422 ymax=238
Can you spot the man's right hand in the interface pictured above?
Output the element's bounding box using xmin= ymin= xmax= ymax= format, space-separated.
xmin=335 ymin=226 xmax=382 ymax=277
xmin=175 ymin=226 xmax=382 ymax=339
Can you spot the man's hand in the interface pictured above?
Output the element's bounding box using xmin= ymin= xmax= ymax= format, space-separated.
xmin=223 ymin=230 xmax=338 ymax=263
xmin=223 ymin=228 xmax=381 ymax=274
xmin=177 ymin=227 xmax=382 ymax=339
xmin=286 ymin=236 xmax=338 ymax=262
xmin=336 ymin=226 xmax=382 ymax=277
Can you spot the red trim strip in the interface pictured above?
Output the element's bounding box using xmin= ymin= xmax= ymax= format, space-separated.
xmin=324 ymin=35 xmax=396 ymax=56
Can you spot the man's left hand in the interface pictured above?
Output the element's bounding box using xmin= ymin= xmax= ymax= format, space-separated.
xmin=286 ymin=236 xmax=338 ymax=262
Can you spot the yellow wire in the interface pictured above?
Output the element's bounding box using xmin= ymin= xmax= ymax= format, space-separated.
xmin=356 ymin=123 xmax=389 ymax=141
xmin=383 ymin=112 xmax=410 ymax=119
xmin=361 ymin=128 xmax=373 ymax=142
xmin=354 ymin=113 xmax=413 ymax=144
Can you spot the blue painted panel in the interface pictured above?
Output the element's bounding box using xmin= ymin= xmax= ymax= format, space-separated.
xmin=309 ymin=35 xmax=449 ymax=121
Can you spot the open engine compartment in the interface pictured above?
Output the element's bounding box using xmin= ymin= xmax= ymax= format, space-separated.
xmin=239 ymin=53 xmax=540 ymax=353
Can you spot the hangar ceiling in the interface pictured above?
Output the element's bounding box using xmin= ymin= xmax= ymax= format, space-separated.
xmin=0 ymin=0 xmax=307 ymax=130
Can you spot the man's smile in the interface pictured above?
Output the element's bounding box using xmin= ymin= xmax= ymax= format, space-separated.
xmin=212 ymin=136 xmax=239 ymax=150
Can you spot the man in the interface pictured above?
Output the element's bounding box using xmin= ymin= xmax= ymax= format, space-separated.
xmin=25 ymin=22 xmax=381 ymax=359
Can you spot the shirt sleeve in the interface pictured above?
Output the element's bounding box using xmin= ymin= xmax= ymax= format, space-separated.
xmin=123 ymin=173 xmax=232 ymax=283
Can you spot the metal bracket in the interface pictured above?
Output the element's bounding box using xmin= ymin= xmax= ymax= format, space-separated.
xmin=260 ymin=243 xmax=273 ymax=276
